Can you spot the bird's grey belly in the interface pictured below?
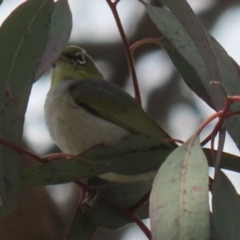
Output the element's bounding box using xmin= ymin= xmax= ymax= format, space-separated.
xmin=45 ymin=89 xmax=130 ymax=155
xmin=45 ymin=86 xmax=155 ymax=182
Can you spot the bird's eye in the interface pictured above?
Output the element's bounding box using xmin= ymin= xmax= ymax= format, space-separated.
xmin=75 ymin=52 xmax=86 ymax=65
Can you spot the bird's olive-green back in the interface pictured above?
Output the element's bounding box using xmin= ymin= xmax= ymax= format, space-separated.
xmin=69 ymin=79 xmax=175 ymax=149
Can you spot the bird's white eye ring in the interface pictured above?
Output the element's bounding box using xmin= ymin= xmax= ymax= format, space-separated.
xmin=76 ymin=52 xmax=86 ymax=65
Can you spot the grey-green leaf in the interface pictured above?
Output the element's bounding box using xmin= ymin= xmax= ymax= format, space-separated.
xmin=67 ymin=209 xmax=97 ymax=240
xmin=158 ymin=0 xmax=222 ymax=87
xmin=212 ymin=170 xmax=240 ymax=240
xmin=21 ymin=135 xmax=240 ymax=187
xmin=21 ymin=136 xmax=170 ymax=186
xmin=0 ymin=0 xmax=53 ymax=216
xmin=85 ymin=178 xmax=151 ymax=229
xmin=143 ymin=3 xmax=240 ymax=150
xmin=34 ymin=0 xmax=72 ymax=81
xmin=150 ymin=137 xmax=209 ymax=240
xmin=143 ymin=4 xmax=223 ymax=108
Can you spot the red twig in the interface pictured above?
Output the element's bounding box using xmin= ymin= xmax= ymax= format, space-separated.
xmin=100 ymin=193 xmax=152 ymax=240
xmin=165 ymin=138 xmax=184 ymax=145
xmin=0 ymin=137 xmax=77 ymax=164
xmin=41 ymin=153 xmax=75 ymax=162
xmin=200 ymin=97 xmax=240 ymax=147
xmin=0 ymin=137 xmax=151 ymax=237
xmin=106 ymin=0 xmax=141 ymax=104
xmin=130 ymin=37 xmax=165 ymax=54
xmin=191 ymin=95 xmax=240 ymax=179
xmin=0 ymin=137 xmax=42 ymax=162
xmin=129 ymin=191 xmax=150 ymax=213
xmin=210 ymin=100 xmax=230 ymax=178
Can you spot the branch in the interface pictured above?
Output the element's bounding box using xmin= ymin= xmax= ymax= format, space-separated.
xmin=106 ymin=0 xmax=142 ymax=104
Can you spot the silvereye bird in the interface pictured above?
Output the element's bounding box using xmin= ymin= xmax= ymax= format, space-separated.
xmin=44 ymin=46 xmax=174 ymax=182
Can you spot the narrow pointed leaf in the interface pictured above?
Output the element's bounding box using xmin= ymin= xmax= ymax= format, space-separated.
xmin=143 ymin=3 xmax=222 ymax=108
xmin=21 ymin=136 xmax=170 ymax=186
xmin=158 ymin=0 xmax=222 ymax=87
xmin=67 ymin=209 xmax=97 ymax=240
xmin=212 ymin=170 xmax=240 ymax=240
xmin=210 ymin=213 xmax=218 ymax=240
xmin=21 ymin=147 xmax=169 ymax=186
xmin=21 ymin=136 xmax=240 ymax=187
xmin=0 ymin=0 xmax=53 ymax=216
xmin=204 ymin=149 xmax=240 ymax=173
xmin=143 ymin=3 xmax=240 ymax=149
xmin=85 ymin=178 xmax=151 ymax=229
xmin=150 ymin=137 xmax=209 ymax=240
xmin=34 ymin=0 xmax=72 ymax=81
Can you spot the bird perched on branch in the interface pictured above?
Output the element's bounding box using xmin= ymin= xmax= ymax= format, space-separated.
xmin=44 ymin=45 xmax=174 ymax=182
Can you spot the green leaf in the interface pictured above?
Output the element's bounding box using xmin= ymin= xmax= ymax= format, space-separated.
xmin=210 ymin=212 xmax=218 ymax=240
xmin=21 ymin=133 xmax=240 ymax=187
xmin=34 ymin=0 xmax=72 ymax=81
xmin=204 ymin=149 xmax=240 ymax=173
xmin=157 ymin=0 xmax=222 ymax=86
xmin=212 ymin=170 xmax=240 ymax=240
xmin=0 ymin=0 xmax=53 ymax=216
xmin=150 ymin=137 xmax=209 ymax=240
xmin=67 ymin=209 xmax=97 ymax=240
xmin=21 ymin=136 xmax=170 ymax=186
xmin=143 ymin=3 xmax=227 ymax=108
xmin=143 ymin=3 xmax=240 ymax=149
xmin=84 ymin=197 xmax=130 ymax=230
xmin=84 ymin=178 xmax=151 ymax=229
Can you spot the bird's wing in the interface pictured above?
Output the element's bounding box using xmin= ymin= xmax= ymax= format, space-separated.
xmin=69 ymin=80 xmax=175 ymax=148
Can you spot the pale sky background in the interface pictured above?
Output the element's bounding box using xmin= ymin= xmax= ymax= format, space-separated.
xmin=0 ymin=1 xmax=240 ymax=239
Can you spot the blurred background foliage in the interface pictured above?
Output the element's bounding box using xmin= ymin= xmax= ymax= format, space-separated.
xmin=0 ymin=0 xmax=240 ymax=239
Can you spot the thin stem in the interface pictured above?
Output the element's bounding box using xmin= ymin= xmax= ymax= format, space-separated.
xmin=106 ymin=0 xmax=142 ymax=104
xmin=166 ymin=138 xmax=184 ymax=145
xmin=211 ymin=100 xmax=231 ymax=178
xmin=129 ymin=191 xmax=150 ymax=213
xmin=130 ymin=37 xmax=165 ymax=54
xmin=201 ymin=98 xmax=235 ymax=147
xmin=226 ymin=110 xmax=240 ymax=118
xmin=41 ymin=153 xmax=75 ymax=161
xmin=0 ymin=137 xmax=42 ymax=162
xmin=0 ymin=137 xmax=76 ymax=163
xmin=75 ymin=179 xmax=151 ymax=239
xmin=196 ymin=110 xmax=224 ymax=139
xmin=100 ymin=193 xmax=151 ymax=239
xmin=214 ymin=123 xmax=226 ymax=178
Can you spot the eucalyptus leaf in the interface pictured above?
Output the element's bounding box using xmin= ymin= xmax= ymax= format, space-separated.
xmin=158 ymin=0 xmax=222 ymax=86
xmin=204 ymin=149 xmax=240 ymax=173
xmin=21 ymin=135 xmax=171 ymax=186
xmin=0 ymin=0 xmax=53 ymax=217
xmin=84 ymin=178 xmax=151 ymax=229
xmin=210 ymin=212 xmax=218 ymax=240
xmin=67 ymin=209 xmax=97 ymax=240
xmin=143 ymin=3 xmax=240 ymax=149
xmin=21 ymin=147 xmax=170 ymax=186
xmin=84 ymin=195 xmax=130 ymax=229
xmin=212 ymin=170 xmax=240 ymax=240
xmin=21 ymin=134 xmax=240 ymax=187
xmin=150 ymin=137 xmax=209 ymax=240
xmin=34 ymin=0 xmax=72 ymax=81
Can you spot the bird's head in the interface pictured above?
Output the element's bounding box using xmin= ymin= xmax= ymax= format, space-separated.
xmin=51 ymin=46 xmax=104 ymax=86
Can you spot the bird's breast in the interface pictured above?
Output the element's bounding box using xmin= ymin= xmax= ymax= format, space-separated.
xmin=44 ymin=81 xmax=130 ymax=155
